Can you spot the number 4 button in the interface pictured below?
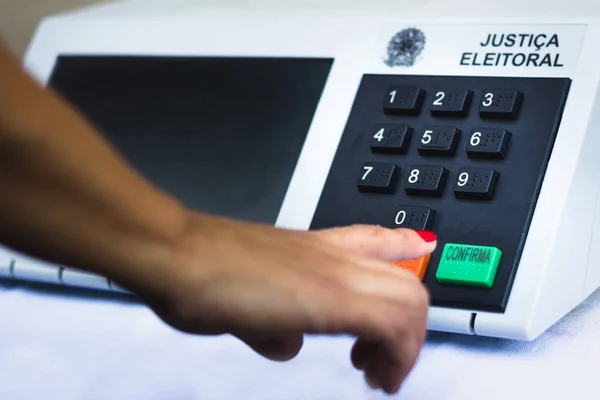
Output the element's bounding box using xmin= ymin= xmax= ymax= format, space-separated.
xmin=370 ymin=124 xmax=412 ymax=154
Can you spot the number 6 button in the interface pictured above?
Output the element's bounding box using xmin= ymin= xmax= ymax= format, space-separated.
xmin=454 ymin=167 xmax=499 ymax=200
xmin=466 ymin=128 xmax=511 ymax=159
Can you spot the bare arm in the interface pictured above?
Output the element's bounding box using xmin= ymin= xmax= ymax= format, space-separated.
xmin=0 ymin=40 xmax=187 ymax=296
xmin=0 ymin=39 xmax=437 ymax=395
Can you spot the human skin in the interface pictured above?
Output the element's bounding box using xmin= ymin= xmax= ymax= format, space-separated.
xmin=0 ymin=39 xmax=437 ymax=395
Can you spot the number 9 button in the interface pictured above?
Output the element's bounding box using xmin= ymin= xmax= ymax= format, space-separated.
xmin=454 ymin=167 xmax=499 ymax=200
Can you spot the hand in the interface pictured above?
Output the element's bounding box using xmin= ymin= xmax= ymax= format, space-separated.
xmin=123 ymin=213 xmax=437 ymax=395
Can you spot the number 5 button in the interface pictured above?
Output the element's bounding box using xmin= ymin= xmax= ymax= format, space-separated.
xmin=454 ymin=167 xmax=499 ymax=200
xmin=417 ymin=126 xmax=461 ymax=156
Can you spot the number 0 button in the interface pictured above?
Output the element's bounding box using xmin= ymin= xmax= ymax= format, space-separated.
xmin=357 ymin=162 xmax=399 ymax=194
xmin=404 ymin=165 xmax=448 ymax=197
xmin=454 ymin=167 xmax=499 ymax=200
xmin=394 ymin=205 xmax=436 ymax=230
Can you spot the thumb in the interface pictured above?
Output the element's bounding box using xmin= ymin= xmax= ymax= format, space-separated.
xmin=312 ymin=225 xmax=437 ymax=261
xmin=235 ymin=332 xmax=304 ymax=362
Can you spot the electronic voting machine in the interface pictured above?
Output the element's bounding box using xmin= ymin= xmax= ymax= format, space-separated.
xmin=4 ymin=0 xmax=600 ymax=341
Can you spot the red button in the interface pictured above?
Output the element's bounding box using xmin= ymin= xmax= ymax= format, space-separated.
xmin=394 ymin=254 xmax=431 ymax=280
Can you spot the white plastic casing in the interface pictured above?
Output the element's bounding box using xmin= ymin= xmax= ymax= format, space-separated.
xmin=13 ymin=6 xmax=600 ymax=340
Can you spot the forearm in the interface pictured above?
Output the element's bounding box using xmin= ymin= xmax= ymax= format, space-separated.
xmin=0 ymin=41 xmax=188 ymax=292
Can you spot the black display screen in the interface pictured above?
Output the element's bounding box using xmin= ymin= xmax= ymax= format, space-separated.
xmin=48 ymin=56 xmax=333 ymax=224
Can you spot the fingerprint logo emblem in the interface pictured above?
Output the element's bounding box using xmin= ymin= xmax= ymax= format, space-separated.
xmin=384 ymin=28 xmax=426 ymax=67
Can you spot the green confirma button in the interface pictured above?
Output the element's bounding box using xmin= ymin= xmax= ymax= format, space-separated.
xmin=436 ymin=243 xmax=502 ymax=288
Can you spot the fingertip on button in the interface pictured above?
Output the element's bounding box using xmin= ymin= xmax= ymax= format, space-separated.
xmin=415 ymin=230 xmax=436 ymax=242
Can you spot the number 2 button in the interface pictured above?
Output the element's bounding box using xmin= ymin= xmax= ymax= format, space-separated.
xmin=430 ymin=89 xmax=472 ymax=117
xmin=357 ymin=163 xmax=399 ymax=194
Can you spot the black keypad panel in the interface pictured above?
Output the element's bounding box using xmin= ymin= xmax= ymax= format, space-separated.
xmin=310 ymin=74 xmax=571 ymax=312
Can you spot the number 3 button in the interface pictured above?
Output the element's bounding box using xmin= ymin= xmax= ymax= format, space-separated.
xmin=478 ymin=89 xmax=522 ymax=119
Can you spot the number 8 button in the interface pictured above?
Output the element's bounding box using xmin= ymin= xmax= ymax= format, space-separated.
xmin=404 ymin=165 xmax=448 ymax=197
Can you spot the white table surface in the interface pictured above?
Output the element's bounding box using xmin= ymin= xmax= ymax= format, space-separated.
xmin=1 ymin=278 xmax=599 ymax=400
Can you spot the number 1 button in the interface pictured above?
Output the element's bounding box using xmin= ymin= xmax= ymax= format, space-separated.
xmin=357 ymin=163 xmax=399 ymax=194
xmin=384 ymin=86 xmax=425 ymax=116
